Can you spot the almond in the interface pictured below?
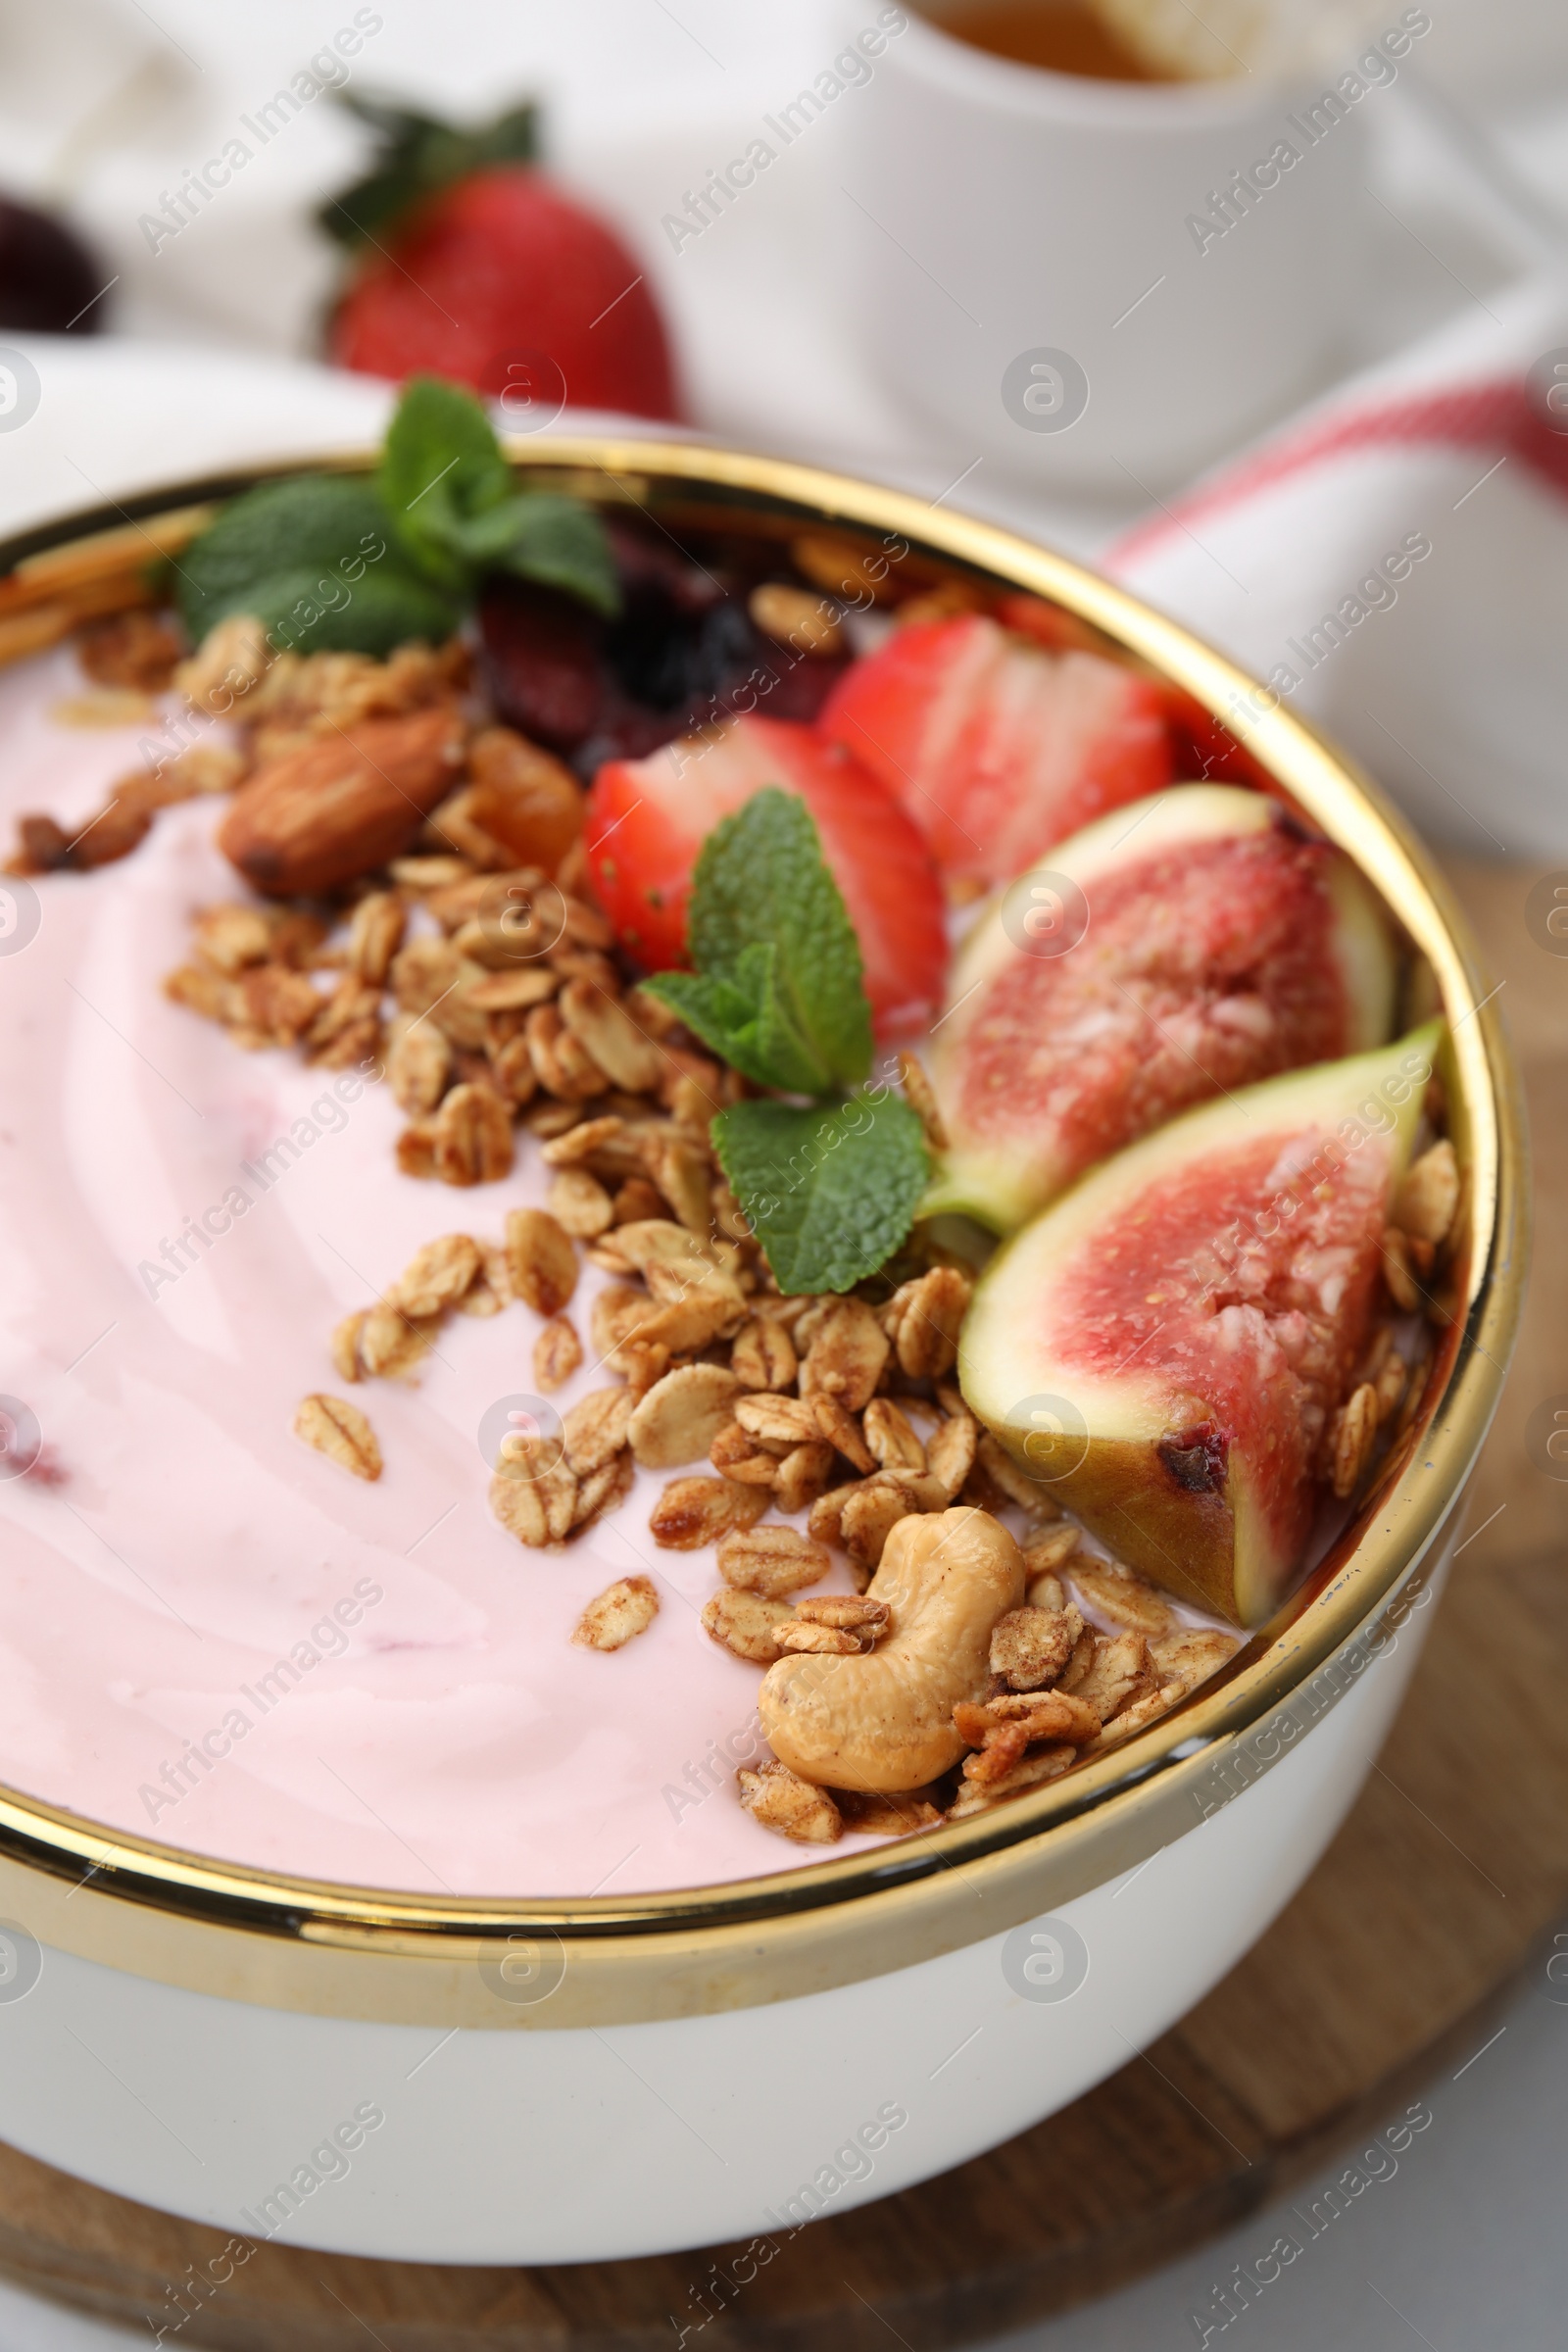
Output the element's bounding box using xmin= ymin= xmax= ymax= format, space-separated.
xmin=218 ymin=709 xmax=465 ymax=896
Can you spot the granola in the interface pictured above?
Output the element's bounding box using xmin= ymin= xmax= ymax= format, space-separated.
xmin=737 ymin=1759 xmax=842 ymax=1844
xmin=573 ymin=1576 xmax=659 ymax=1652
xmin=533 ymin=1314 xmax=583 ymax=1392
xmin=293 ymin=1394 xmax=381 ymax=1482
xmin=628 ymin=1365 xmax=745 ymax=1469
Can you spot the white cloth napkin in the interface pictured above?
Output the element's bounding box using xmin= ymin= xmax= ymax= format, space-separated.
xmin=1107 ymin=276 xmax=1568 ymax=858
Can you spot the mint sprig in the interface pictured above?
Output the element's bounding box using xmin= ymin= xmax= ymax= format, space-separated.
xmin=713 ymin=1094 xmax=929 ymax=1297
xmin=172 ymin=473 xmax=460 ymax=656
xmin=648 ymin=792 xmax=872 ymax=1096
xmin=646 ymin=791 xmax=927 ymax=1294
xmin=174 ymin=376 xmax=618 ymax=658
xmin=380 ymin=377 xmax=618 ymax=615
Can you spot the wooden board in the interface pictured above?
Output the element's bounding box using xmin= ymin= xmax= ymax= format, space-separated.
xmin=0 ymin=858 xmax=1561 ymax=2351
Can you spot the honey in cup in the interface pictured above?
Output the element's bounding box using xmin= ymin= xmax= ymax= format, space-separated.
xmin=913 ymin=0 xmax=1193 ymax=81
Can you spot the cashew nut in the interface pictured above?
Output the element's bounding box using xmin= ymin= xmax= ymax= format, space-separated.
xmin=758 ymin=1507 xmax=1024 ymax=1792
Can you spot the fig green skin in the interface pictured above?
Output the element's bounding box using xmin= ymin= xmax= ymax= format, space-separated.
xmin=923 ymin=783 xmax=1398 ymax=1235
xmin=958 ymin=1027 xmax=1441 ymax=1628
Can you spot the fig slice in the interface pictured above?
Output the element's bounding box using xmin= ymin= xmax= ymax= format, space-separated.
xmin=959 ymin=1026 xmax=1441 ymax=1627
xmin=925 ymin=784 xmax=1397 ymax=1234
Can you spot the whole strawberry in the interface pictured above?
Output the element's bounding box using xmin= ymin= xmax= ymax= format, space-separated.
xmin=321 ymin=96 xmax=680 ymax=422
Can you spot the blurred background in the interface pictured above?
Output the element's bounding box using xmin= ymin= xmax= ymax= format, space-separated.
xmin=2 ymin=0 xmax=1567 ymax=529
xmin=2 ymin=2 xmax=1567 ymax=2345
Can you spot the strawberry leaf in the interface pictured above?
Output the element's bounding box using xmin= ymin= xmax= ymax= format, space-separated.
xmin=319 ymin=95 xmax=539 ymax=250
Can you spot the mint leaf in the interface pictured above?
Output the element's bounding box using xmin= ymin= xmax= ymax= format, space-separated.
xmin=379 ymin=375 xmax=514 ymax=593
xmin=647 ymin=795 xmax=923 ymax=1286
xmin=175 ymin=475 xmax=385 ymax=627
xmin=177 ymin=380 xmax=621 ymax=657
xmin=478 ymin=494 xmax=621 ymax=616
xmin=713 ymin=1093 xmax=928 ymax=1295
xmin=378 ymin=377 xmax=620 ymax=614
xmin=172 ymin=474 xmax=460 ymax=655
xmin=245 ymin=566 xmax=461 ymax=659
xmin=652 ymin=790 xmax=871 ymax=1095
xmin=650 ymin=950 xmax=836 ymax=1095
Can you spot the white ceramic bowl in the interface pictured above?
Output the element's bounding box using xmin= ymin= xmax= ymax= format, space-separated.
xmin=0 ymin=440 xmax=1524 ymax=2265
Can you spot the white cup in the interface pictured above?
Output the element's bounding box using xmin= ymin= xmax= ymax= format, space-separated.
xmin=851 ymin=5 xmax=1419 ymax=487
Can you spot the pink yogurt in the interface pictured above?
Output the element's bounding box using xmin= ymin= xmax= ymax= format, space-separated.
xmin=0 ymin=645 xmax=899 ymax=1897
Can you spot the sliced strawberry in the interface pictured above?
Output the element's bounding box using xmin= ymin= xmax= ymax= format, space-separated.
xmin=819 ymin=613 xmax=1171 ymax=887
xmin=585 ymin=715 xmax=947 ymax=1036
